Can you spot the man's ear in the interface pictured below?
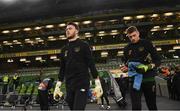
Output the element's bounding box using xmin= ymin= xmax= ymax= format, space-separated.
xmin=76 ymin=30 xmax=79 ymax=34
xmin=137 ymin=31 xmax=140 ymax=36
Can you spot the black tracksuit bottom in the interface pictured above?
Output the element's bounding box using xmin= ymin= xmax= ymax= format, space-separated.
xmin=38 ymin=90 xmax=49 ymax=110
xmin=130 ymin=80 xmax=157 ymax=110
xmin=101 ymin=93 xmax=110 ymax=106
xmin=100 ymin=78 xmax=110 ymax=106
xmin=65 ymin=86 xmax=88 ymax=110
xmin=2 ymin=84 xmax=8 ymax=94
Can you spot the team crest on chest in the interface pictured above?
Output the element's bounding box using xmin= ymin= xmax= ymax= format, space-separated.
xmin=64 ymin=50 xmax=68 ymax=57
xmin=74 ymin=47 xmax=80 ymax=52
xmin=138 ymin=47 xmax=144 ymax=52
xmin=128 ymin=50 xmax=132 ymax=56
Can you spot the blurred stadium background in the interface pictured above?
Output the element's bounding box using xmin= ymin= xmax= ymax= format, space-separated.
xmin=0 ymin=0 xmax=179 ymax=110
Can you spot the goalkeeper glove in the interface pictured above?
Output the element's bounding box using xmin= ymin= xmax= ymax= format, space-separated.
xmin=136 ymin=64 xmax=155 ymax=74
xmin=120 ymin=65 xmax=128 ymax=73
xmin=93 ymin=78 xmax=103 ymax=99
xmin=53 ymin=81 xmax=63 ymax=101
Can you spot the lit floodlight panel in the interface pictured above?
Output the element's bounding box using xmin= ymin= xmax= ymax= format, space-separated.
xmin=0 ymin=0 xmax=18 ymax=4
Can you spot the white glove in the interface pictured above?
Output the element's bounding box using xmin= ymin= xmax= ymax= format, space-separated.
xmin=93 ymin=79 xmax=103 ymax=99
xmin=53 ymin=81 xmax=63 ymax=101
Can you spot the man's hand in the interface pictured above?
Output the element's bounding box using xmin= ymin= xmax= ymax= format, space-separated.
xmin=120 ymin=65 xmax=128 ymax=73
xmin=136 ymin=64 xmax=155 ymax=74
xmin=93 ymin=78 xmax=103 ymax=99
xmin=53 ymin=81 xmax=63 ymax=101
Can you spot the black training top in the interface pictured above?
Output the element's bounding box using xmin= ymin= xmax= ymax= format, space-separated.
xmin=123 ymin=39 xmax=161 ymax=78
xmin=58 ymin=38 xmax=98 ymax=89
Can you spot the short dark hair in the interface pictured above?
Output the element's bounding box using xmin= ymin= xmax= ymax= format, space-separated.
xmin=67 ymin=22 xmax=79 ymax=31
xmin=125 ymin=26 xmax=138 ymax=34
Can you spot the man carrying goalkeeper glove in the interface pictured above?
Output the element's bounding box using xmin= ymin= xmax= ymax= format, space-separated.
xmin=123 ymin=26 xmax=161 ymax=110
xmin=54 ymin=22 xmax=101 ymax=110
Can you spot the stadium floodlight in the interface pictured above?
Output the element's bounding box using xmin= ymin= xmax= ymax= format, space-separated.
xmin=166 ymin=25 xmax=173 ymax=28
xmin=110 ymin=33 xmax=118 ymax=35
xmin=48 ymin=36 xmax=56 ymax=41
xmin=101 ymin=52 xmax=108 ymax=55
xmin=118 ymin=51 xmax=123 ymax=54
xmin=38 ymin=40 xmax=44 ymax=42
xmin=85 ymin=35 xmax=92 ymax=38
xmin=156 ymin=47 xmax=162 ymax=51
xmin=35 ymin=57 xmax=42 ymax=61
xmin=85 ymin=32 xmax=92 ymax=38
xmin=1 ymin=0 xmax=16 ymax=2
xmin=45 ymin=25 xmax=54 ymax=28
xmin=101 ymin=51 xmax=108 ymax=57
xmin=98 ymin=34 xmax=106 ymax=37
xmin=173 ymin=46 xmax=180 ymax=50
xmin=85 ymin=32 xmax=91 ymax=35
xmin=163 ymin=27 xmax=173 ymax=31
xmin=12 ymin=29 xmax=19 ymax=33
xmin=48 ymin=36 xmax=54 ymax=39
xmin=123 ymin=16 xmax=133 ymax=20
xmin=111 ymin=30 xmax=118 ymax=33
xmin=50 ymin=55 xmax=57 ymax=59
xmin=177 ymin=12 xmax=180 ymax=18
xmin=14 ymin=42 xmax=21 ymax=45
xmin=82 ymin=20 xmax=92 ymax=24
xmin=48 ymin=38 xmax=56 ymax=41
xmin=34 ymin=26 xmax=42 ymax=30
xmin=150 ymin=14 xmax=159 ymax=18
xmin=117 ymin=51 xmax=123 ymax=56
xmin=35 ymin=38 xmax=41 ymax=40
xmin=74 ymin=22 xmax=79 ymax=25
xmin=7 ymin=59 xmax=13 ymax=63
xmin=97 ymin=21 xmax=105 ymax=23
xmin=0 ymin=0 xmax=18 ymax=3
xmin=24 ymin=27 xmax=31 ymax=31
xmin=153 ymin=26 xmax=160 ymax=29
xmin=20 ymin=58 xmax=26 ymax=62
xmin=7 ymin=43 xmax=13 ymax=45
xmin=150 ymin=28 xmax=159 ymax=32
xmin=25 ymin=39 xmax=30 ymax=41
xmin=164 ymin=12 xmax=174 ymax=16
xmin=2 ymin=30 xmax=10 ymax=34
xmin=98 ymin=31 xmax=106 ymax=36
xmin=173 ymin=56 xmax=179 ymax=59
xmin=99 ymin=31 xmax=105 ymax=34
xmin=109 ymin=19 xmax=118 ymax=22
xmin=3 ymin=41 xmax=8 ymax=44
xmin=59 ymin=35 xmax=65 ymax=38
xmin=111 ymin=30 xmax=118 ymax=35
xmin=58 ymin=23 xmax=66 ymax=27
xmin=25 ymin=0 xmax=42 ymax=2
xmin=61 ymin=37 xmax=67 ymax=40
xmin=136 ymin=15 xmax=145 ymax=19
xmin=168 ymin=50 xmax=175 ymax=52
xmin=13 ymin=40 xmax=18 ymax=43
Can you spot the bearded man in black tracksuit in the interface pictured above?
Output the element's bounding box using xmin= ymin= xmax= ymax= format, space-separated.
xmin=55 ymin=22 xmax=100 ymax=110
xmin=121 ymin=26 xmax=161 ymax=110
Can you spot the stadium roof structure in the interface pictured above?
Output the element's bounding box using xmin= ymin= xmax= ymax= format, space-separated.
xmin=0 ymin=0 xmax=179 ymax=71
xmin=0 ymin=0 xmax=179 ymax=24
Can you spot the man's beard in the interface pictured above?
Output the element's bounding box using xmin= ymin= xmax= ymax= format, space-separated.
xmin=67 ymin=33 xmax=76 ymax=40
xmin=67 ymin=36 xmax=74 ymax=40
